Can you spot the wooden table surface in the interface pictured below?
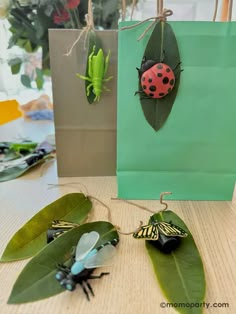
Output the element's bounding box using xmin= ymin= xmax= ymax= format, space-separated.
xmin=0 ymin=118 xmax=235 ymax=314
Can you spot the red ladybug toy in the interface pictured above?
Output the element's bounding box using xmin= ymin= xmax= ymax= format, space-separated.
xmin=137 ymin=57 xmax=177 ymax=99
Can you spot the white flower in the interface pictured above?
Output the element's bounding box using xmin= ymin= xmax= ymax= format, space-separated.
xmin=0 ymin=0 xmax=11 ymax=19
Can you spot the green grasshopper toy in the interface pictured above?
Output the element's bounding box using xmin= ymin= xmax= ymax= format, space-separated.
xmin=76 ymin=46 xmax=113 ymax=102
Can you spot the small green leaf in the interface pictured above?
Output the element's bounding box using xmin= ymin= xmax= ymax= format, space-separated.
xmin=35 ymin=68 xmax=44 ymax=89
xmin=24 ymin=40 xmax=33 ymax=53
xmin=21 ymin=74 xmax=32 ymax=88
xmin=140 ymin=21 xmax=181 ymax=131
xmin=0 ymin=193 xmax=92 ymax=262
xmin=7 ymin=222 xmax=119 ymax=304
xmin=146 ymin=211 xmax=205 ymax=314
xmin=8 ymin=58 xmax=22 ymax=74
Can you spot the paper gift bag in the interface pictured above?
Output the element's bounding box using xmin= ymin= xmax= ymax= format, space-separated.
xmin=117 ymin=21 xmax=236 ymax=200
xmin=49 ymin=29 xmax=117 ymax=176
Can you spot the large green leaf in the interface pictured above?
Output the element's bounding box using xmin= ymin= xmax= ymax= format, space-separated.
xmin=8 ymin=222 xmax=119 ymax=304
xmin=1 ymin=193 xmax=92 ymax=262
xmin=146 ymin=211 xmax=205 ymax=314
xmin=139 ymin=21 xmax=181 ymax=131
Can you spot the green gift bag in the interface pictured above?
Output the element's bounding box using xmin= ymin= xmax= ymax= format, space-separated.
xmin=117 ymin=21 xmax=236 ymax=200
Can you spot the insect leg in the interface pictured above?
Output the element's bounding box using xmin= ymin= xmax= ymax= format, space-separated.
xmin=76 ymin=73 xmax=91 ymax=82
xmin=85 ymin=281 xmax=95 ymax=297
xmin=86 ymin=83 xmax=93 ymax=96
xmin=104 ymin=50 xmax=111 ymax=76
xmin=103 ymin=85 xmax=110 ymax=92
xmin=88 ymin=272 xmax=110 ymax=279
xmin=103 ymin=76 xmax=113 ymax=82
xmin=80 ymin=281 xmax=90 ymax=301
xmin=88 ymin=46 xmax=95 ymax=78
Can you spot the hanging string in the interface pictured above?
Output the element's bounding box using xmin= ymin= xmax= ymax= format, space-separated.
xmin=121 ymin=0 xmax=126 ymax=21
xmin=158 ymin=0 xmax=163 ymax=16
xmin=130 ymin=0 xmax=137 ymax=20
xmin=120 ymin=8 xmax=173 ymax=41
xmin=87 ymin=195 xmax=112 ymax=224
xmin=111 ymin=192 xmax=172 ymax=235
xmin=228 ymin=0 xmax=233 ymax=21
xmin=47 ymin=182 xmax=115 ymax=225
xmin=212 ymin=0 xmax=219 ymax=21
xmin=111 ymin=197 xmax=156 ymax=214
xmin=116 ymin=221 xmax=144 ymax=235
xmin=64 ymin=0 xmax=94 ymax=56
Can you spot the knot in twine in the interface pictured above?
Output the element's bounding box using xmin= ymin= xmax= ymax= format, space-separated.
xmin=120 ymin=8 xmax=173 ymax=41
xmin=64 ymin=0 xmax=94 ymax=56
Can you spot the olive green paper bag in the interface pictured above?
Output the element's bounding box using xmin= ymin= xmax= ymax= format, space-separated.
xmin=117 ymin=21 xmax=236 ymax=200
xmin=49 ymin=29 xmax=117 ymax=176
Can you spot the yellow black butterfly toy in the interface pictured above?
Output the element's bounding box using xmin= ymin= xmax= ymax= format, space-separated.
xmin=133 ymin=215 xmax=188 ymax=254
xmin=47 ymin=220 xmax=80 ymax=243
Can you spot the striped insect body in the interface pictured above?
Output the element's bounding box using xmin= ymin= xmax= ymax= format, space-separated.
xmin=133 ymin=216 xmax=187 ymax=241
xmin=47 ymin=220 xmax=80 ymax=243
xmin=55 ymin=231 xmax=118 ymax=300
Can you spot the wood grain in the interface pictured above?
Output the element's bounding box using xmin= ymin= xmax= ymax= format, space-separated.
xmin=0 ymin=168 xmax=235 ymax=314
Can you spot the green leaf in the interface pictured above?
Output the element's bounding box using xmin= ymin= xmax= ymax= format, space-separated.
xmin=0 ymin=193 xmax=92 ymax=262
xmin=139 ymin=21 xmax=181 ymax=131
xmin=35 ymin=68 xmax=44 ymax=89
xmin=7 ymin=222 xmax=119 ymax=304
xmin=21 ymin=74 xmax=32 ymax=88
xmin=146 ymin=211 xmax=205 ymax=314
xmin=8 ymin=58 xmax=22 ymax=74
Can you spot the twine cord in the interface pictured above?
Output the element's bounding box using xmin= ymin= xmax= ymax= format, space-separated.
xmin=130 ymin=0 xmax=137 ymax=21
xmin=213 ymin=0 xmax=219 ymax=21
xmin=88 ymin=195 xmax=112 ymax=224
xmin=111 ymin=192 xmax=172 ymax=235
xmin=64 ymin=0 xmax=94 ymax=56
xmin=47 ymin=182 xmax=113 ymax=224
xmin=120 ymin=8 xmax=173 ymax=41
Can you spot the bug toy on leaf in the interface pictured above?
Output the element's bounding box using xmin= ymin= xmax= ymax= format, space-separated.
xmin=76 ymin=46 xmax=113 ymax=102
xmin=136 ymin=55 xmax=181 ymax=99
xmin=55 ymin=231 xmax=118 ymax=300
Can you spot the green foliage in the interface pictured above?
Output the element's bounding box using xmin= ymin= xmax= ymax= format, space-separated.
xmin=146 ymin=210 xmax=206 ymax=314
xmin=20 ymin=74 xmax=32 ymax=88
xmin=7 ymin=0 xmax=124 ymax=89
xmin=139 ymin=22 xmax=181 ymax=131
xmin=7 ymin=222 xmax=119 ymax=304
xmin=0 ymin=193 xmax=92 ymax=261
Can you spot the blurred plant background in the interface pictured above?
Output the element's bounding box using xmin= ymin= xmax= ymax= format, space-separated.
xmin=2 ymin=0 xmax=135 ymax=89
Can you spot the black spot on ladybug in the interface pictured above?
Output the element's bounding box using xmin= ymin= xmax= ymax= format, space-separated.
xmin=159 ymin=93 xmax=165 ymax=97
xmin=149 ymin=85 xmax=156 ymax=92
xmin=166 ymin=68 xmax=171 ymax=73
xmin=157 ymin=64 xmax=163 ymax=69
xmin=142 ymin=77 xmax=145 ymax=82
xmin=157 ymin=73 xmax=163 ymax=77
xmin=168 ymin=88 xmax=172 ymax=93
xmin=148 ymin=78 xmax=152 ymax=83
xmin=143 ymin=85 xmax=147 ymax=90
xmin=149 ymin=93 xmax=154 ymax=97
xmin=163 ymin=77 xmax=169 ymax=84
xmin=170 ymin=79 xmax=175 ymax=86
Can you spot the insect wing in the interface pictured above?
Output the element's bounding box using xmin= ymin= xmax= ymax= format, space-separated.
xmin=157 ymin=221 xmax=188 ymax=237
xmin=133 ymin=224 xmax=159 ymax=240
xmin=51 ymin=220 xmax=80 ymax=229
xmin=75 ymin=231 xmax=99 ymax=262
xmin=84 ymin=244 xmax=116 ymax=269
